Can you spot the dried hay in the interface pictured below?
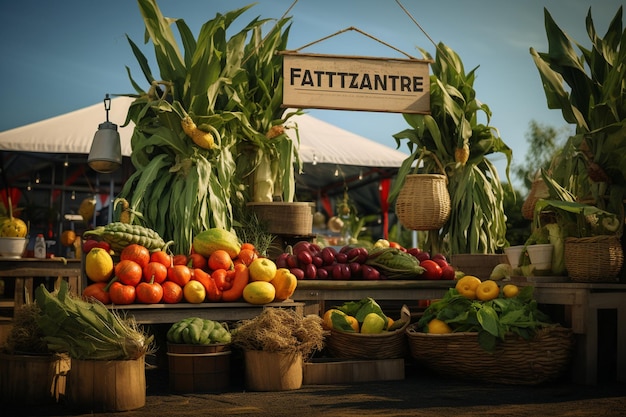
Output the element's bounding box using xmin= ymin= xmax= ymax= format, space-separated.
xmin=232 ymin=308 xmax=324 ymax=358
xmin=3 ymin=303 xmax=49 ymax=354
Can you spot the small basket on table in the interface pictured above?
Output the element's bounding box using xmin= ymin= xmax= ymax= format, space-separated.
xmin=325 ymin=305 xmax=411 ymax=360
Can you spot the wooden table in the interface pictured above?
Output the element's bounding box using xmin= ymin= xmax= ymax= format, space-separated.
xmin=109 ymin=301 xmax=305 ymax=324
xmin=292 ymin=280 xmax=454 ymax=316
xmin=516 ymin=281 xmax=626 ymax=385
xmin=0 ymin=258 xmax=82 ymax=317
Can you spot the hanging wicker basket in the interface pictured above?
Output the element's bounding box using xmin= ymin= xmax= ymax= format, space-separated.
xmin=564 ymin=235 xmax=624 ymax=282
xmin=395 ymin=152 xmax=450 ymax=231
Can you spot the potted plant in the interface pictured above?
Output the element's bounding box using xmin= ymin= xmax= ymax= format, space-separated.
xmin=389 ymin=42 xmax=513 ymax=258
xmin=530 ymin=7 xmax=626 ymax=279
xmin=523 ymin=169 xmax=623 ymax=281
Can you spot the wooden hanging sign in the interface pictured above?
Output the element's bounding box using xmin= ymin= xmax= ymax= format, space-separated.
xmin=280 ymin=52 xmax=431 ymax=114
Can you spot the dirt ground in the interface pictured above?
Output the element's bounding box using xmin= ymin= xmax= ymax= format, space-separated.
xmin=5 ymin=357 xmax=626 ymax=417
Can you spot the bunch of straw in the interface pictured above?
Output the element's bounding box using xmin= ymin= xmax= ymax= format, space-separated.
xmin=231 ymin=308 xmax=324 ymax=358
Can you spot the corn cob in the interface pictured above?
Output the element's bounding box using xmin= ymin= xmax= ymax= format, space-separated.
xmin=365 ymin=247 xmax=425 ymax=279
xmin=454 ymin=143 xmax=470 ymax=166
xmin=265 ymin=125 xmax=285 ymax=139
xmin=181 ymin=115 xmax=217 ymax=150
xmin=83 ymin=222 xmax=170 ymax=253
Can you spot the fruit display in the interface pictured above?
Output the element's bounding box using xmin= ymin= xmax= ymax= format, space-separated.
xmin=166 ymin=317 xmax=231 ymax=345
xmin=416 ymin=279 xmax=555 ymax=351
xmin=81 ymin=226 xmax=297 ymax=306
xmin=273 ymin=240 xmax=458 ymax=281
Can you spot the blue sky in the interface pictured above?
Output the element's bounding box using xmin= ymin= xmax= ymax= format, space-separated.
xmin=0 ymin=0 xmax=623 ymax=186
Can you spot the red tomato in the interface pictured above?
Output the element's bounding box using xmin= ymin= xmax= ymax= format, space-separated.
xmin=420 ymin=260 xmax=443 ymax=280
xmin=172 ymin=254 xmax=189 ymax=266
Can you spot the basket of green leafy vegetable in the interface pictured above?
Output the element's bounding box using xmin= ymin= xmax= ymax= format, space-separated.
xmin=406 ymin=286 xmax=574 ymax=385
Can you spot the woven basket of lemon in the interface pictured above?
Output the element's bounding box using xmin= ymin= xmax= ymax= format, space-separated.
xmin=322 ymin=298 xmax=410 ymax=360
xmin=406 ymin=276 xmax=574 ymax=385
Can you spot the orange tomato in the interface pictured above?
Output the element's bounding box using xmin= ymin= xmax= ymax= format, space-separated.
xmin=143 ymin=261 xmax=168 ymax=284
xmin=120 ymin=244 xmax=151 ymax=269
xmin=150 ymin=250 xmax=172 ymax=267
xmin=241 ymin=242 xmax=256 ymax=252
xmin=115 ymin=259 xmax=143 ymax=287
xmin=208 ymin=249 xmax=234 ymax=271
xmin=161 ymin=281 xmax=183 ymax=304
xmin=235 ymin=248 xmax=258 ymax=267
xmin=167 ymin=264 xmax=191 ymax=287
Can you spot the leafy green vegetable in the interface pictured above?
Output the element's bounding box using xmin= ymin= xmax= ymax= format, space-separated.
xmin=417 ymin=286 xmax=553 ymax=351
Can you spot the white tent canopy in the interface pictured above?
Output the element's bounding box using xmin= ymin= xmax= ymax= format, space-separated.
xmin=0 ymin=97 xmax=408 ymax=168
xmin=0 ymin=97 xmax=136 ymax=157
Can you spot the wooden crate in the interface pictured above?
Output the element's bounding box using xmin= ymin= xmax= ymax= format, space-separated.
xmin=303 ymin=358 xmax=404 ymax=385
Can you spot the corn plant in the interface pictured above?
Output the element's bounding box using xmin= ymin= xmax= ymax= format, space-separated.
xmin=530 ymin=7 xmax=626 ymax=222
xmin=389 ymin=43 xmax=513 ymax=255
xmin=118 ymin=0 xmax=300 ymax=254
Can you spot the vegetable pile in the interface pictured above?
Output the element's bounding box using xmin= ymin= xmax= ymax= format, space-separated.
xmin=273 ymin=240 xmax=457 ymax=281
xmin=35 ymin=281 xmax=153 ymax=360
xmin=166 ymin=318 xmax=231 ymax=345
xmin=417 ymin=281 xmax=554 ymax=351
xmin=81 ymin=227 xmax=298 ymax=306
xmin=323 ymin=297 xmax=409 ymax=334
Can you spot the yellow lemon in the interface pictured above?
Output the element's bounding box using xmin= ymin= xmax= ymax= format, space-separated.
xmin=248 ymin=258 xmax=277 ymax=282
xmin=427 ymin=318 xmax=452 ymax=334
xmin=455 ymin=275 xmax=482 ymax=299
xmin=476 ymin=280 xmax=500 ymax=301
xmin=84 ymin=247 xmax=114 ymax=282
xmin=361 ymin=313 xmax=386 ymax=334
xmin=183 ymin=280 xmax=206 ymax=304
xmin=242 ymin=281 xmax=276 ymax=305
xmin=502 ymin=284 xmax=520 ymax=298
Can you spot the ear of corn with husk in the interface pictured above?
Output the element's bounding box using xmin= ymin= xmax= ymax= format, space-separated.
xmin=35 ymin=281 xmax=153 ymax=360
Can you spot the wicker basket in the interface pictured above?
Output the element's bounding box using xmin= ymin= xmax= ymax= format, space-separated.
xmin=325 ymin=305 xmax=411 ymax=360
xmin=395 ymin=152 xmax=450 ymax=231
xmin=521 ymin=178 xmax=549 ymax=220
xmin=247 ymin=202 xmax=313 ymax=236
xmin=564 ymin=235 xmax=624 ymax=282
xmin=405 ymin=325 xmax=575 ymax=385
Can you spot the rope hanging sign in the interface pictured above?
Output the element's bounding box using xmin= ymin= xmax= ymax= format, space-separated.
xmin=279 ymin=26 xmax=432 ymax=114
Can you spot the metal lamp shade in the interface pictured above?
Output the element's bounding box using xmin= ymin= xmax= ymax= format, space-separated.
xmin=88 ymin=121 xmax=122 ymax=173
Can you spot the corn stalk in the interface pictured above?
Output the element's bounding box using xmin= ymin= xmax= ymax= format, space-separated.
xmin=118 ymin=0 xmax=299 ymax=254
xmin=530 ymin=6 xmax=626 ymax=223
xmin=389 ymin=43 xmax=512 ymax=255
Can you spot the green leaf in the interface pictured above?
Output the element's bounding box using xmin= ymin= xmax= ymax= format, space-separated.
xmin=476 ymin=304 xmax=499 ymax=337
